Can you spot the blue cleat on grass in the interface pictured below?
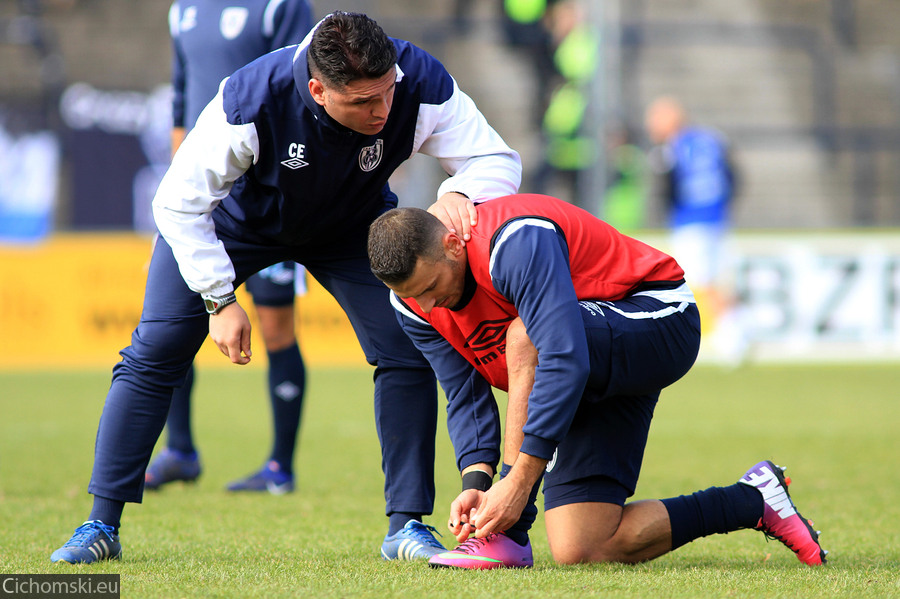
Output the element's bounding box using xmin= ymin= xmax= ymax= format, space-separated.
xmin=144 ymin=448 xmax=201 ymax=490
xmin=381 ymin=520 xmax=446 ymax=560
xmin=226 ymin=460 xmax=294 ymax=494
xmin=51 ymin=521 xmax=122 ymax=564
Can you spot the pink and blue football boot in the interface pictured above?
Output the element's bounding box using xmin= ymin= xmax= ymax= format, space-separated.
xmin=739 ymin=460 xmax=827 ymax=566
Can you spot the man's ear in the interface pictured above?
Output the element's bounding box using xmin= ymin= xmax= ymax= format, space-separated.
xmin=443 ymin=231 xmax=465 ymax=258
xmin=309 ymin=78 xmax=326 ymax=106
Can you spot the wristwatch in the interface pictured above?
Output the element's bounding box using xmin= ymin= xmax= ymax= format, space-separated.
xmin=202 ymin=292 xmax=237 ymax=315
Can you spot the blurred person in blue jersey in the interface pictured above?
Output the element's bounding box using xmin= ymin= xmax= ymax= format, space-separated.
xmin=141 ymin=0 xmax=315 ymax=497
xmin=50 ymin=11 xmax=521 ymax=564
xmin=645 ymin=96 xmax=747 ymax=362
xmin=367 ymin=196 xmax=827 ymax=569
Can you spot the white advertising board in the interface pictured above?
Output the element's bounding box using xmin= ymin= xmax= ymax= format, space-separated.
xmin=640 ymin=231 xmax=900 ymax=363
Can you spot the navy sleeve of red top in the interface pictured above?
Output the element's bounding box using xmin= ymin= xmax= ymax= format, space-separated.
xmin=489 ymin=220 xmax=591 ymax=462
xmin=390 ymin=294 xmax=502 ymax=474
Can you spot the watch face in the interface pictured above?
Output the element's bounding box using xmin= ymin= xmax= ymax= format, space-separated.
xmin=204 ymin=298 xmax=225 ymax=314
xmin=204 ymin=293 xmax=235 ymax=314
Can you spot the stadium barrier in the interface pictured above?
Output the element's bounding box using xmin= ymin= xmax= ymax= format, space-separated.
xmin=0 ymin=233 xmax=364 ymax=370
xmin=1 ymin=231 xmax=898 ymax=370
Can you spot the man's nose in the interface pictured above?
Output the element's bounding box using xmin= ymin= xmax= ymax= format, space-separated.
xmin=416 ymin=296 xmax=434 ymax=313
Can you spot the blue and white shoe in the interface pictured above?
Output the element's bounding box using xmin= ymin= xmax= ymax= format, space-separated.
xmin=144 ymin=448 xmax=201 ymax=490
xmin=381 ymin=520 xmax=446 ymax=560
xmin=226 ymin=461 xmax=294 ymax=495
xmin=51 ymin=521 xmax=122 ymax=564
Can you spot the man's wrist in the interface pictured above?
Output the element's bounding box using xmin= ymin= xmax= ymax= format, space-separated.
xmin=202 ymin=292 xmax=237 ymax=315
xmin=507 ymin=453 xmax=549 ymax=489
xmin=461 ymin=470 xmax=493 ymax=492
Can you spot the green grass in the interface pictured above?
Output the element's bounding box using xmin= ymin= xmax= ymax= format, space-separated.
xmin=1 ymin=364 xmax=898 ymax=597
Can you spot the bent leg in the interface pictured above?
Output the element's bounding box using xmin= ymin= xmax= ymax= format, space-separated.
xmin=546 ymin=480 xmax=765 ymax=564
xmin=545 ymin=500 xmax=673 ymax=564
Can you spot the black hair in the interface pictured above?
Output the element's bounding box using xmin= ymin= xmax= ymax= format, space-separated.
xmin=368 ymin=208 xmax=445 ymax=284
xmin=307 ymin=11 xmax=398 ymax=89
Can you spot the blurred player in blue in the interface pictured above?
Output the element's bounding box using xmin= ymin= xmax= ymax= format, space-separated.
xmin=367 ymin=196 xmax=826 ymax=569
xmin=142 ymin=0 xmax=315 ymax=497
xmin=51 ymin=11 xmax=521 ymax=564
xmin=646 ymin=96 xmax=747 ymax=361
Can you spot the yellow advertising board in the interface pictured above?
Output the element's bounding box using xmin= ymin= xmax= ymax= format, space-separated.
xmin=0 ymin=234 xmax=365 ymax=370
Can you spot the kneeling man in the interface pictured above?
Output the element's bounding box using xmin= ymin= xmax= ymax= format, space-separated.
xmin=367 ymin=194 xmax=826 ymax=569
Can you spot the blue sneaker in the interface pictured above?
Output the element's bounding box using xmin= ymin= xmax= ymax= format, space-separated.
xmin=226 ymin=461 xmax=294 ymax=494
xmin=381 ymin=520 xmax=446 ymax=560
xmin=144 ymin=448 xmax=201 ymax=490
xmin=51 ymin=521 xmax=122 ymax=564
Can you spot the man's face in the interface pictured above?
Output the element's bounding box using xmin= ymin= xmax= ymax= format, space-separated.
xmin=388 ymin=252 xmax=467 ymax=314
xmin=309 ymin=68 xmax=396 ymax=136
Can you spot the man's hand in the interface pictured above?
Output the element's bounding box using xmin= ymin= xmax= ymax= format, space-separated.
xmin=467 ymin=454 xmax=548 ymax=539
xmin=468 ymin=475 xmax=532 ymax=539
xmin=448 ymin=489 xmax=484 ymax=543
xmin=427 ymin=192 xmax=477 ymax=242
xmin=208 ymin=301 xmax=253 ymax=364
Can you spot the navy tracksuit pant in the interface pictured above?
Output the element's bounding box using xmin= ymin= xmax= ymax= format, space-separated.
xmin=88 ymin=233 xmax=439 ymax=517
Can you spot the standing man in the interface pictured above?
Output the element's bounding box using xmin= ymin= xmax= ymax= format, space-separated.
xmin=143 ymin=0 xmax=315 ymax=496
xmin=645 ymin=96 xmax=746 ymax=360
xmin=50 ymin=11 xmax=520 ymax=564
xmin=367 ymin=195 xmax=827 ymax=569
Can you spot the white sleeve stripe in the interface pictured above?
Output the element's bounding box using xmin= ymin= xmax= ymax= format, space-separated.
xmin=168 ymin=3 xmax=180 ymax=37
xmin=390 ymin=292 xmax=431 ymax=326
xmin=489 ymin=218 xmax=558 ymax=277
xmin=151 ymin=91 xmax=257 ymax=295
xmin=415 ymin=78 xmax=521 ymax=202
xmin=262 ymin=0 xmax=287 ymax=37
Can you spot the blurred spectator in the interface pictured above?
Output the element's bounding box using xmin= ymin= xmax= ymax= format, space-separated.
xmin=645 ymin=95 xmax=747 ymax=362
xmin=602 ymin=122 xmax=646 ymax=233
xmin=531 ymin=0 xmax=600 ymax=208
xmin=498 ymin=0 xmax=559 ymax=126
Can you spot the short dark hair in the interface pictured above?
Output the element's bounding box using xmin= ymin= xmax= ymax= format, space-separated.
xmin=307 ymin=12 xmax=398 ymax=89
xmin=368 ymin=208 xmax=446 ymax=285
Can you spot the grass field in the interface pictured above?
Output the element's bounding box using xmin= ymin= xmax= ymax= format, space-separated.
xmin=1 ymin=363 xmax=898 ymax=598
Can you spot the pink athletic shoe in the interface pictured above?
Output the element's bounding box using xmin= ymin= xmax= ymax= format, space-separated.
xmin=428 ymin=533 xmax=534 ymax=570
xmin=739 ymin=460 xmax=827 ymax=566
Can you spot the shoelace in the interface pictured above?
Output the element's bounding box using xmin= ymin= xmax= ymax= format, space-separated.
xmin=761 ymin=516 xmax=814 ymax=550
xmin=409 ymin=523 xmax=444 ymax=548
xmin=455 ymin=533 xmax=499 ymax=554
xmin=65 ymin=522 xmax=114 ymax=547
xmin=761 ymin=528 xmax=792 ymax=548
